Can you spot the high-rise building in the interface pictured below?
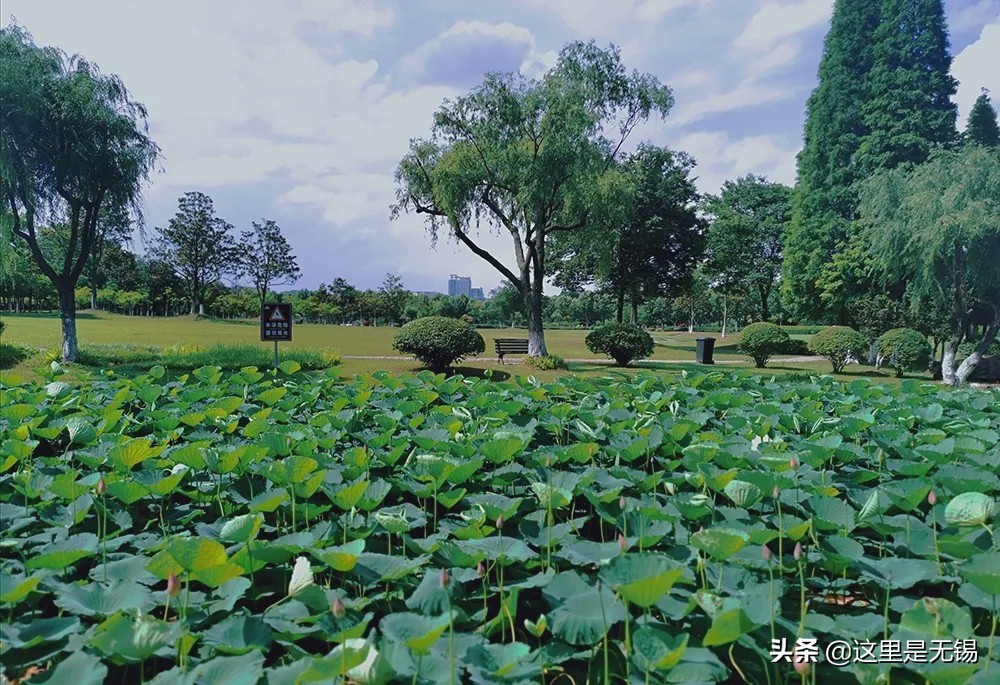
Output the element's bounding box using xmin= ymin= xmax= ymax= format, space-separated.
xmin=448 ymin=274 xmax=472 ymax=298
xmin=470 ymin=287 xmax=484 ymax=301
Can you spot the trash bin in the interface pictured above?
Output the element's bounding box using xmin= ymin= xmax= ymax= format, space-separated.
xmin=695 ymin=337 xmax=716 ymax=364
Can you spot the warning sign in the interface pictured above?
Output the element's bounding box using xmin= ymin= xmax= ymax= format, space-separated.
xmin=260 ymin=303 xmax=292 ymax=341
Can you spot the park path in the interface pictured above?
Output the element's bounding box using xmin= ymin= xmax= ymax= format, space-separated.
xmin=340 ymin=355 xmax=824 ymax=364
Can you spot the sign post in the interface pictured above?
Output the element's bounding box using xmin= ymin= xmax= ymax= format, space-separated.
xmin=260 ymin=303 xmax=292 ymax=368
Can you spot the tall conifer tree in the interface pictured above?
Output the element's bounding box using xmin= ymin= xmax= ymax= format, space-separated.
xmin=965 ymin=89 xmax=1000 ymax=148
xmin=782 ymin=0 xmax=880 ymax=322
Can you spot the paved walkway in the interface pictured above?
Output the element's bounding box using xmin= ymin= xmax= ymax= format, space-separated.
xmin=340 ymin=355 xmax=824 ymax=364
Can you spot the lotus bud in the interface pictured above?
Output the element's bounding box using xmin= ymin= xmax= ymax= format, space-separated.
xmin=440 ymin=567 xmax=450 ymax=588
xmin=618 ymin=533 xmax=627 ymax=552
xmin=789 ymin=457 xmax=799 ymax=469
xmin=698 ymin=526 xmax=705 ymax=534
xmin=96 ymin=477 xmax=106 ymax=496
xmin=619 ymin=495 xmax=627 ymax=510
xmin=762 ymin=545 xmax=772 ymax=563
xmin=496 ymin=515 xmax=503 ymax=530
xmin=772 ymin=484 xmax=781 ymax=499
xmin=792 ymin=652 xmax=810 ymax=676
xmin=928 ymin=490 xmax=937 ymax=506
xmin=331 ymin=595 xmax=346 ymax=619
xmin=793 ymin=541 xmax=803 ymax=561
xmin=166 ymin=572 xmax=181 ymax=598
xmin=476 ymin=561 xmax=485 ymax=577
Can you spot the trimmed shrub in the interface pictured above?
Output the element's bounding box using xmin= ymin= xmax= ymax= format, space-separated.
xmin=780 ymin=338 xmax=811 ymax=356
xmin=525 ymin=354 xmax=568 ymax=371
xmin=0 ymin=341 xmax=34 ymax=369
xmin=738 ymin=322 xmax=790 ymax=368
xmin=877 ymin=328 xmax=931 ymax=377
xmin=393 ymin=316 xmax=485 ymax=372
xmin=810 ymin=326 xmax=867 ymax=374
xmin=585 ymin=323 xmax=655 ymax=366
xmin=74 ymin=343 xmax=340 ymax=371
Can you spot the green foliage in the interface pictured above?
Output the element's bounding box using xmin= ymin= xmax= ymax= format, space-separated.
xmin=152 ymin=192 xmax=238 ymax=315
xmin=964 ymin=88 xmax=1000 ymax=149
xmin=780 ymin=338 xmax=811 ymax=356
xmin=737 ymin=322 xmax=789 ymax=368
xmin=235 ymin=220 xmax=301 ymax=307
xmin=525 ymin=354 xmax=568 ymax=371
xmin=877 ymin=328 xmax=931 ymax=377
xmin=2 ymin=369 xmax=999 ymax=683
xmin=393 ymin=41 xmax=674 ymax=355
xmin=0 ymin=341 xmax=34 ymax=369
xmin=809 ymin=326 xmax=868 ymax=373
xmin=703 ymin=175 xmax=791 ymax=321
xmin=551 ymin=144 xmax=704 ymax=318
xmin=585 ymin=323 xmax=655 ymax=366
xmin=392 ymin=316 xmax=485 ymax=372
xmin=71 ymin=343 xmax=339 ymax=371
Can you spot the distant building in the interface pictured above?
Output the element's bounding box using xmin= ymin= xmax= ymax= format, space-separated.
xmin=470 ymin=287 xmax=484 ymax=301
xmin=448 ymin=274 xmax=472 ymax=298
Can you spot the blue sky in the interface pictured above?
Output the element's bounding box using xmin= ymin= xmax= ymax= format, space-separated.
xmin=4 ymin=0 xmax=997 ymax=294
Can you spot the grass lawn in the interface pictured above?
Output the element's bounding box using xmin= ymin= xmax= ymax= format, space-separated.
xmin=0 ymin=310 xmax=929 ymax=384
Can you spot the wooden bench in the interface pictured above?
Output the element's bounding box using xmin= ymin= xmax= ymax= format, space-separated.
xmin=494 ymin=338 xmax=529 ymax=364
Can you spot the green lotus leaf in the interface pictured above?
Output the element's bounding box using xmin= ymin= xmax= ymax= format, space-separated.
xmin=944 ymin=492 xmax=996 ymax=527
xmin=599 ymin=553 xmax=686 ymax=608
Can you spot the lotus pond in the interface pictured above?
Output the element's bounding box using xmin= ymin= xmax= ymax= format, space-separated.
xmin=1 ymin=363 xmax=998 ymax=684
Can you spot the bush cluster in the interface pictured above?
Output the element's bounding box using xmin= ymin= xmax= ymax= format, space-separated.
xmin=392 ymin=316 xmax=485 ymax=372
xmin=585 ymin=323 xmax=655 ymax=366
xmin=877 ymin=328 xmax=931 ymax=377
xmin=737 ymin=322 xmax=789 ymax=368
xmin=810 ymin=326 xmax=867 ymax=374
xmin=781 ymin=338 xmax=811 ymax=356
xmin=70 ymin=343 xmax=340 ymax=371
xmin=0 ymin=341 xmax=33 ymax=369
xmin=525 ymin=354 xmax=568 ymax=371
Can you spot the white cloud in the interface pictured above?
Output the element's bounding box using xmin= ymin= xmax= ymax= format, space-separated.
xmin=669 ymin=78 xmax=796 ymax=126
xmin=748 ymin=41 xmax=800 ymax=76
xmin=521 ymin=0 xmax=704 ymax=37
xmin=673 ymin=131 xmax=799 ymax=193
xmin=735 ymin=0 xmax=833 ymax=52
xmin=952 ymin=21 xmax=1000 ymax=124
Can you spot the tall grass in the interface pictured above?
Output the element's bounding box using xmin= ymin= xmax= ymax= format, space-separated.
xmin=72 ymin=343 xmax=340 ymax=370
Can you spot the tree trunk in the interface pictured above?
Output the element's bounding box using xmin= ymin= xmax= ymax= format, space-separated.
xmin=524 ymin=285 xmax=547 ymax=357
xmin=616 ymin=289 xmax=625 ymax=324
xmin=721 ymin=292 xmax=728 ymax=338
xmin=758 ymin=283 xmax=771 ymax=321
xmin=90 ymin=284 xmax=98 ymax=310
xmin=58 ymin=286 xmax=79 ymax=362
xmin=954 ymin=321 xmax=1000 ymax=386
xmin=630 ymin=298 xmax=638 ymax=325
xmin=198 ymin=302 xmax=205 ymax=316
xmin=688 ymin=299 xmax=695 ymax=334
xmin=868 ymin=341 xmax=878 ymax=365
xmin=941 ymin=334 xmax=961 ymax=386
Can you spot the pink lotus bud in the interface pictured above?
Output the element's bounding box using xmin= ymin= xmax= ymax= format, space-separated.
xmin=440 ymin=567 xmax=450 ymax=588
xmin=618 ymin=533 xmax=627 ymax=552
xmin=96 ymin=478 xmax=106 ymax=496
xmin=793 ymin=542 xmax=803 ymax=561
xmin=619 ymin=496 xmax=627 ymax=510
xmin=331 ymin=595 xmax=346 ymax=619
xmin=476 ymin=561 xmax=485 ymax=577
xmin=789 ymin=457 xmax=799 ymax=469
xmin=762 ymin=545 xmax=772 ymax=562
xmin=166 ymin=572 xmax=181 ymax=598
xmin=928 ymin=490 xmax=937 ymax=506
xmin=496 ymin=515 xmax=503 ymax=529
xmin=793 ymin=652 xmax=810 ymax=676
xmin=772 ymin=485 xmax=781 ymax=499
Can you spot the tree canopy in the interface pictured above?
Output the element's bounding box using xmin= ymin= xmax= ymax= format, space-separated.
xmin=392 ymin=40 xmax=674 ymax=355
xmin=859 ymin=146 xmax=1000 ymax=385
xmin=236 ymin=219 xmax=301 ymax=308
xmin=964 ymin=89 xmax=1000 ymax=148
xmin=0 ymin=22 xmax=159 ymax=359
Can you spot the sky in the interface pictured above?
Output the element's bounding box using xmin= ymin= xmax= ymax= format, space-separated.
xmin=3 ymin=0 xmax=998 ymax=294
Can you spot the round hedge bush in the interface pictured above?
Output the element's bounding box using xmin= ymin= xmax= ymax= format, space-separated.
xmin=392 ymin=316 xmax=485 ymax=373
xmin=585 ymin=323 xmax=654 ymax=366
xmin=809 ymin=326 xmax=867 ymax=374
xmin=737 ymin=322 xmax=790 ymax=368
xmin=877 ymin=328 xmax=931 ymax=377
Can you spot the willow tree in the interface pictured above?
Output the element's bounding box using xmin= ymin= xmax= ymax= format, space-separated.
xmin=859 ymin=147 xmax=1000 ymax=386
xmin=391 ymin=41 xmax=673 ymax=355
xmin=0 ymin=23 xmax=158 ymax=361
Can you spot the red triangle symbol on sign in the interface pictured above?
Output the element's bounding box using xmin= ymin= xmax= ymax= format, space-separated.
xmin=269 ymin=308 xmax=285 ymax=322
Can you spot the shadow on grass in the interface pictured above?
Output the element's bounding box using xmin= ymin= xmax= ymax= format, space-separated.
xmin=3 ymin=310 xmax=100 ymax=319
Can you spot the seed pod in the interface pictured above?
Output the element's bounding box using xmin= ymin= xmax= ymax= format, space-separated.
xmin=331 ymin=595 xmax=346 ymax=619
xmin=793 ymin=541 xmax=803 ymax=561
xmin=166 ymin=572 xmax=181 ymax=598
